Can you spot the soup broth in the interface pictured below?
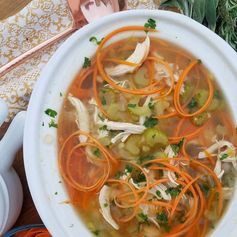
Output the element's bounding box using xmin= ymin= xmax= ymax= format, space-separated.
xmin=58 ymin=25 xmax=237 ymax=237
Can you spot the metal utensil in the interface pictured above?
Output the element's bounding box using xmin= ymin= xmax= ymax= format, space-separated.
xmin=0 ymin=0 xmax=119 ymax=78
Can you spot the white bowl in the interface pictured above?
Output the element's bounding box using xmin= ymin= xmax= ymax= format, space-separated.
xmin=24 ymin=10 xmax=237 ymax=237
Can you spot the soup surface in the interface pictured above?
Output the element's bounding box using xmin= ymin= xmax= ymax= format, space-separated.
xmin=58 ymin=23 xmax=237 ymax=237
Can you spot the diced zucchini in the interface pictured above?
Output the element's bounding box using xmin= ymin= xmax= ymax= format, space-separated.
xmin=125 ymin=134 xmax=142 ymax=156
xmin=143 ymin=128 xmax=168 ymax=147
xmin=191 ymin=112 xmax=209 ymax=126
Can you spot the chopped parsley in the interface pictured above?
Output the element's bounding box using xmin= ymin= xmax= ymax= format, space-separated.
xmin=99 ymin=125 xmax=107 ymax=131
xmin=156 ymin=190 xmax=162 ymax=198
xmin=83 ymin=57 xmax=91 ymax=68
xmin=133 ymin=171 xmax=146 ymax=183
xmin=220 ymin=153 xmax=228 ymax=160
xmin=148 ymin=100 xmax=155 ymax=110
xmin=103 ymin=203 xmax=108 ymax=207
xmin=165 ymin=185 xmax=182 ymax=198
xmin=89 ymin=36 xmax=103 ymax=45
xmin=144 ymin=18 xmax=156 ymax=30
xmin=137 ymin=212 xmax=149 ymax=224
xmin=45 ymin=108 xmax=57 ymax=118
xmin=93 ymin=148 xmax=101 ymax=157
xmin=54 ymin=192 xmax=58 ymax=195
xmin=143 ymin=117 xmax=158 ymax=128
xmin=156 ymin=211 xmax=168 ymax=223
xmin=42 ymin=122 xmax=44 ymax=126
xmin=88 ymin=222 xmax=100 ymax=236
xmin=214 ymin=89 xmax=221 ymax=99
xmin=92 ymin=230 xmax=100 ymax=236
xmin=128 ymin=103 xmax=137 ymax=108
xmin=170 ymin=138 xmax=184 ymax=155
xmin=199 ymin=183 xmax=210 ymax=197
xmin=48 ymin=119 xmax=58 ymax=128
xmin=101 ymin=96 xmax=107 ymax=105
xmin=114 ymin=171 xmax=123 ymax=179
xmin=125 ymin=164 xmax=133 ymax=173
xmin=138 ymin=154 xmax=155 ymax=164
xmin=60 ymin=92 xmax=63 ymax=97
xmin=156 ymin=211 xmax=171 ymax=232
xmin=198 ymin=59 xmax=202 ymax=64
xmin=188 ymin=97 xmax=198 ymax=109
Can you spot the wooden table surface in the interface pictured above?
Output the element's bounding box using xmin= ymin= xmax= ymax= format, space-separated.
xmin=0 ymin=0 xmax=43 ymax=227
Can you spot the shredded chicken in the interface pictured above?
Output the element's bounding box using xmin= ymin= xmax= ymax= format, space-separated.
xmin=149 ymin=184 xmax=171 ymax=201
xmin=198 ymin=140 xmax=237 ymax=179
xmin=99 ymin=185 xmax=119 ymax=230
xmin=164 ymin=145 xmax=179 ymax=185
xmin=68 ymin=96 xmax=90 ymax=142
xmin=105 ymin=36 xmax=150 ymax=77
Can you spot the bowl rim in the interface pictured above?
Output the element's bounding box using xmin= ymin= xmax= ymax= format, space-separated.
xmin=24 ymin=9 xmax=237 ymax=237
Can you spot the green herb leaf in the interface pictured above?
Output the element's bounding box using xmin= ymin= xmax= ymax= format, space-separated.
xmin=165 ymin=185 xmax=182 ymax=198
xmin=138 ymin=154 xmax=155 ymax=164
xmin=83 ymin=57 xmax=91 ymax=68
xmin=214 ymin=89 xmax=221 ymax=99
xmin=156 ymin=211 xmax=168 ymax=223
xmin=205 ymin=0 xmax=219 ymax=31
xmin=188 ymin=97 xmax=198 ymax=109
xmin=92 ymin=230 xmax=100 ymax=236
xmin=199 ymin=183 xmax=210 ymax=196
xmin=137 ymin=212 xmax=149 ymax=224
xmin=143 ymin=117 xmax=159 ymax=128
xmin=170 ymin=138 xmax=185 ymax=155
xmin=148 ymin=101 xmax=155 ymax=110
xmin=144 ymin=18 xmax=156 ymax=29
xmin=220 ymin=153 xmax=228 ymax=160
xmin=45 ymin=108 xmax=57 ymax=118
xmin=133 ymin=171 xmax=146 ymax=183
xmin=125 ymin=164 xmax=133 ymax=173
xmin=99 ymin=125 xmax=107 ymax=131
xmin=128 ymin=103 xmax=137 ymax=108
xmin=89 ymin=36 xmax=103 ymax=45
xmin=103 ymin=203 xmax=108 ymax=207
xmin=48 ymin=119 xmax=58 ymax=128
xmin=101 ymin=96 xmax=107 ymax=105
xmin=93 ymin=148 xmax=101 ymax=157
xmin=156 ymin=190 xmax=162 ymax=198
xmin=192 ymin=0 xmax=206 ymax=23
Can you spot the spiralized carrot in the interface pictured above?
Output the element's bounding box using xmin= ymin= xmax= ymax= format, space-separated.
xmin=174 ymin=60 xmax=214 ymax=117
xmin=57 ymin=25 xmax=234 ymax=237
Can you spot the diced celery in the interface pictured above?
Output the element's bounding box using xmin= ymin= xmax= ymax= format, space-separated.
xmin=195 ymin=89 xmax=209 ymax=107
xmin=154 ymin=100 xmax=170 ymax=115
xmin=107 ymin=103 xmax=121 ymax=120
xmin=100 ymin=88 xmax=116 ymax=104
xmin=125 ymin=135 xmax=142 ymax=156
xmin=191 ymin=112 xmax=209 ymax=126
xmin=128 ymin=98 xmax=151 ymax=117
xmin=99 ymin=137 xmax=111 ymax=146
xmin=143 ymin=128 xmax=168 ymax=147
